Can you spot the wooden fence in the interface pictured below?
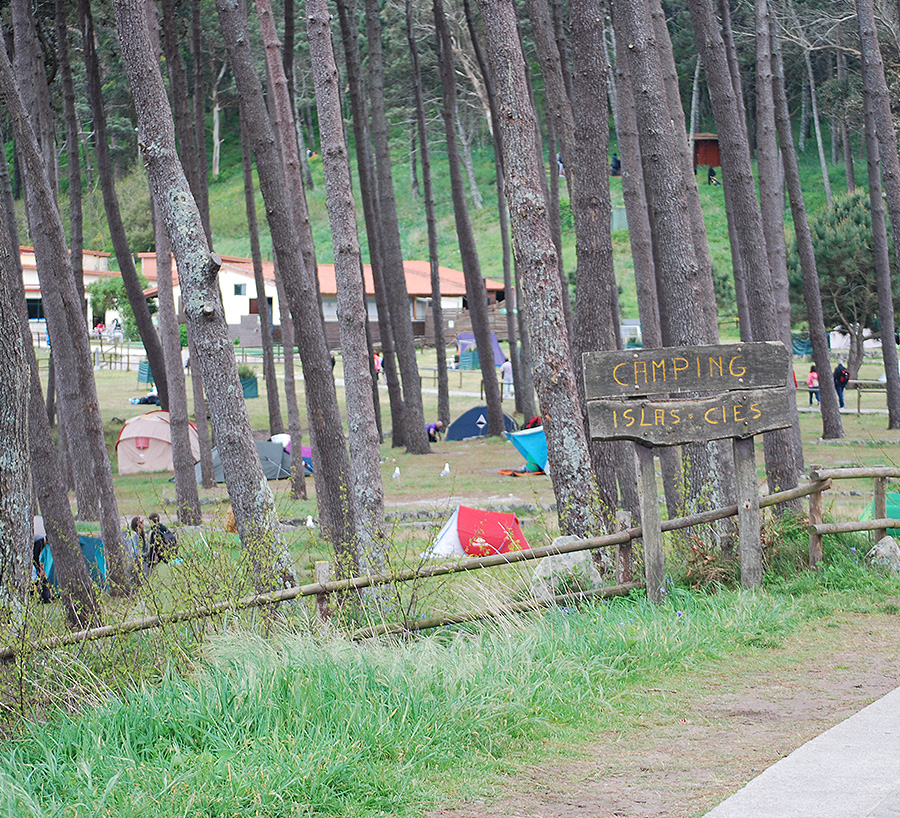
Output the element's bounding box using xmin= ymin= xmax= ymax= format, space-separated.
xmin=5 ymin=467 xmax=897 ymax=661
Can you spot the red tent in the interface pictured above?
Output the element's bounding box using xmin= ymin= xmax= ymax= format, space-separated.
xmin=429 ymin=505 xmax=530 ymax=557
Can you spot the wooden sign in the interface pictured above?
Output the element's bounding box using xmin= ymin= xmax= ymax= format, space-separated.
xmin=583 ymin=341 xmax=789 ymax=398
xmin=587 ymin=388 xmax=792 ymax=447
xmin=583 ymin=341 xmax=792 ymax=601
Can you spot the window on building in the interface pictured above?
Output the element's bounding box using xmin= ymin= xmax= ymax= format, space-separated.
xmin=234 ymin=283 xmax=247 ymax=296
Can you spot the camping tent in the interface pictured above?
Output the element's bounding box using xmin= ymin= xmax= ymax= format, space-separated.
xmin=195 ymin=440 xmax=294 ymax=484
xmin=860 ymin=494 xmax=900 ymax=537
xmin=456 ymin=332 xmax=506 ymax=368
xmin=270 ymin=434 xmax=314 ymax=473
xmin=446 ymin=405 xmax=518 ymax=441
xmin=38 ymin=535 xmax=107 ymax=588
xmin=428 ymin=505 xmax=530 ymax=557
xmin=506 ymin=426 xmax=548 ymax=472
xmin=115 ymin=411 xmax=200 ymax=474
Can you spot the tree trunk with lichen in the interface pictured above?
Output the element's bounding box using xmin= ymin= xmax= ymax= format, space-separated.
xmin=115 ymin=0 xmax=299 ymax=591
xmin=476 ymin=0 xmax=605 ymax=538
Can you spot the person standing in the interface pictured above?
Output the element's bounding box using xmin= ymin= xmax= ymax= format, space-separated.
xmin=500 ymin=356 xmax=514 ymax=399
xmin=807 ymin=365 xmax=820 ymax=406
xmin=610 ymin=153 xmax=621 ymax=176
xmin=833 ymin=360 xmax=850 ymax=409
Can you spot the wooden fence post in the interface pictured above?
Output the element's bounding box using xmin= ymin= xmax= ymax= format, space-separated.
xmin=809 ymin=487 xmax=823 ymax=567
xmin=636 ymin=444 xmax=664 ymax=602
xmin=733 ymin=436 xmax=762 ymax=588
xmin=874 ymin=477 xmax=888 ymax=543
xmin=315 ymin=561 xmax=331 ymax=624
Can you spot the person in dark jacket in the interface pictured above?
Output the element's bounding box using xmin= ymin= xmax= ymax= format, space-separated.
xmin=833 ymin=361 xmax=850 ymax=408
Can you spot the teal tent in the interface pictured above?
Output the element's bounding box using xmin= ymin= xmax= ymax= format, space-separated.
xmin=859 ymin=494 xmax=900 ymax=538
xmin=506 ymin=426 xmax=548 ymax=472
xmin=39 ymin=535 xmax=107 ymax=588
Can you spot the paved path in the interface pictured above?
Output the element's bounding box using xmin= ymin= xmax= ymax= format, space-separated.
xmin=705 ymin=686 xmax=900 ymax=817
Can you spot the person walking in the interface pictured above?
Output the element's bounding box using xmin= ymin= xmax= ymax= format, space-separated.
xmin=833 ymin=360 xmax=850 ymax=409
xmin=500 ymin=357 xmax=514 ymax=399
xmin=807 ymin=365 xmax=820 ymax=406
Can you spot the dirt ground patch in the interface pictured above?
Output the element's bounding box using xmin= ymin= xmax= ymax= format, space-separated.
xmin=427 ymin=611 xmax=900 ymax=818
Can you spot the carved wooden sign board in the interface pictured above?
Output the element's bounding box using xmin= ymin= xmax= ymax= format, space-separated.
xmin=582 ymin=341 xmax=793 ymax=600
xmin=583 ymin=342 xmax=792 ymax=447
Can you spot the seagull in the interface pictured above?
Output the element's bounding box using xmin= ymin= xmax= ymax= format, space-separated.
xmin=392 ymin=466 xmax=401 ymax=479
xmin=440 ymin=462 xmax=450 ymax=477
xmin=306 ymin=515 xmax=316 ymax=529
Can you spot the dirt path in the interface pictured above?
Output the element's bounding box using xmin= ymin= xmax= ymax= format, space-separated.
xmin=427 ymin=611 xmax=900 ymax=818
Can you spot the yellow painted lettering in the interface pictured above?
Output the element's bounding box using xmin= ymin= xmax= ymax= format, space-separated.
xmin=623 ymin=408 xmax=635 ymax=427
xmin=651 ymin=359 xmax=666 ymax=382
xmin=750 ymin=403 xmax=762 ymax=419
xmin=729 ymin=355 xmax=746 ymax=377
xmin=672 ymin=357 xmax=689 ymax=379
xmin=670 ymin=408 xmax=681 ymax=424
xmin=613 ymin=362 xmax=629 ymax=386
xmin=639 ymin=407 xmax=654 ymax=427
xmin=708 ymin=356 xmax=724 ymax=377
xmin=696 ymin=356 xmax=702 ymax=377
xmin=613 ymin=409 xmax=618 ymax=428
xmin=733 ymin=404 xmax=745 ymax=423
xmin=655 ymin=408 xmax=666 ymax=425
xmin=704 ymin=407 xmax=719 ymax=424
xmin=722 ymin=407 xmax=727 ymax=423
xmin=634 ymin=361 xmax=648 ymax=384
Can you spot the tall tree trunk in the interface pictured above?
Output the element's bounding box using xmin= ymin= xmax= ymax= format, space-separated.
xmin=80 ymin=0 xmax=169 ymax=412
xmin=755 ymin=0 xmax=803 ymax=467
xmin=308 ymin=0 xmax=387 ymax=572
xmin=688 ymin=0 xmax=800 ymax=501
xmin=151 ymin=201 xmax=202 ymax=524
xmin=0 ymin=207 xmax=32 ymax=615
xmin=610 ymin=8 xmax=683 ymax=517
xmin=284 ymin=0 xmax=314 ymax=190
xmin=409 ymin=0 xmax=450 ymax=428
xmin=433 ymin=0 xmax=505 ymax=437
xmin=364 ymin=0 xmax=432 ymax=454
xmin=187 ymin=327 xmax=216 ymax=487
xmin=455 ymin=106 xmax=484 ymax=210
xmin=57 ymin=0 xmax=85 ymax=320
xmin=477 ymin=0 xmax=606 ymax=538
xmin=0 ymin=38 xmax=131 ymax=590
xmin=2 ymin=208 xmax=100 ymax=626
xmin=837 ymin=49 xmax=856 ymax=191
xmin=274 ymin=272 xmax=307 ymax=500
xmin=241 ymin=120 xmax=283 ymax=436
xmin=770 ymin=20 xmax=843 ymax=439
xmin=216 ymin=0 xmax=355 ymax=557
xmin=191 ymin=0 xmax=212 ymax=241
xmin=857 ymin=0 xmax=900 ymax=427
xmin=463 ymin=0 xmax=528 ymax=416
xmin=115 ymin=0 xmax=300 ymax=591
xmin=688 ymin=55 xmax=701 ymax=162
xmin=334 ymin=0 xmax=407 ymax=448
xmin=614 ymin=0 xmax=736 ymax=530
xmin=409 ymin=118 xmax=420 ymax=199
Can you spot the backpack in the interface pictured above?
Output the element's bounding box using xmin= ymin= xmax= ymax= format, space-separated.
xmin=839 ymin=368 xmax=850 ymax=386
xmin=157 ymin=526 xmax=177 ymax=562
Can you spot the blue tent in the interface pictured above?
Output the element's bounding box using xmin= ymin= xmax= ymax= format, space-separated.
xmin=446 ymin=405 xmax=518 ymax=441
xmin=39 ymin=535 xmax=107 ymax=588
xmin=456 ymin=332 xmax=506 ymax=367
xmin=506 ymin=426 xmax=548 ymax=472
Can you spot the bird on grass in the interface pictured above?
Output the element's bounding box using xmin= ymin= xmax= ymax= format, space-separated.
xmin=392 ymin=466 xmax=401 ymax=479
xmin=440 ymin=463 xmax=450 ymax=477
xmin=306 ymin=515 xmax=316 ymax=529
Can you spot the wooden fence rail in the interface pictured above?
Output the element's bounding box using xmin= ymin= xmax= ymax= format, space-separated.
xmin=0 ymin=478 xmax=833 ymax=661
xmin=806 ymin=467 xmax=900 ymax=561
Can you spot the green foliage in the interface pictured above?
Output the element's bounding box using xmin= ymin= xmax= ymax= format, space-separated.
xmin=86 ymin=274 xmax=153 ymax=340
xmin=787 ymin=190 xmax=897 ymax=335
xmin=237 ymin=363 xmax=256 ymax=380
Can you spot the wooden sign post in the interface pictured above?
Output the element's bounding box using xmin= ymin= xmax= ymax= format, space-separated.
xmin=583 ymin=342 xmax=792 ymax=600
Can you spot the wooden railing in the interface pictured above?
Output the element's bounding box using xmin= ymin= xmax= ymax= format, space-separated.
xmin=5 ymin=468 xmax=895 ymax=659
xmin=807 ymin=467 xmax=900 ymax=563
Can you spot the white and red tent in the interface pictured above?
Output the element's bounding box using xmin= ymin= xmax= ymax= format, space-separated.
xmin=429 ymin=505 xmax=530 ymax=557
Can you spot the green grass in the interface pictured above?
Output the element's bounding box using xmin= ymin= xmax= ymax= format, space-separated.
xmin=2 ymin=554 xmax=899 ymax=818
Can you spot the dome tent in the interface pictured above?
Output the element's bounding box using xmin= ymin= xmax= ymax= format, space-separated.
xmin=115 ymin=411 xmax=200 ymax=474
xmin=427 ymin=505 xmax=530 ymax=558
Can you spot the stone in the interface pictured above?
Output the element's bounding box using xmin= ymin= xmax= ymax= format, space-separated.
xmin=530 ymin=536 xmax=606 ymax=603
xmin=866 ymin=536 xmax=900 ymax=575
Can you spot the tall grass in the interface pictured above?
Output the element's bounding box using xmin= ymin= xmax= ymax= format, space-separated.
xmin=0 ymin=588 xmax=807 ymax=817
